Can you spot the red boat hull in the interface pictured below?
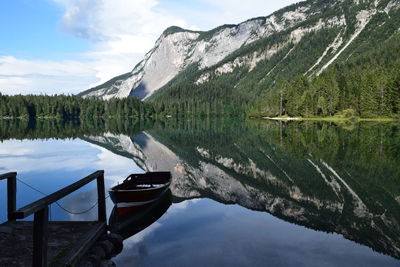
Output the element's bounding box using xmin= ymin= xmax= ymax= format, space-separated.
xmin=109 ymin=185 xmax=169 ymax=207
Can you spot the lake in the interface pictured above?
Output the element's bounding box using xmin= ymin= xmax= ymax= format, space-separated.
xmin=0 ymin=119 xmax=399 ymax=266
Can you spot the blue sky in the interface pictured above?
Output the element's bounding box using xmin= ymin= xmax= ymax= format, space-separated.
xmin=0 ymin=0 xmax=88 ymax=60
xmin=0 ymin=0 xmax=301 ymax=95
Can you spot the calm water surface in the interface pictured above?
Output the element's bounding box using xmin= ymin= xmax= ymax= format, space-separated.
xmin=0 ymin=119 xmax=399 ymax=266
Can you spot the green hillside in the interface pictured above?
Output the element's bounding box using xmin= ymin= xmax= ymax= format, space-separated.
xmin=149 ymin=0 xmax=400 ymax=118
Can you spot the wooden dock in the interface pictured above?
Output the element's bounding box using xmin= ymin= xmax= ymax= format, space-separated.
xmin=0 ymin=221 xmax=106 ymax=266
xmin=0 ymin=171 xmax=108 ymax=266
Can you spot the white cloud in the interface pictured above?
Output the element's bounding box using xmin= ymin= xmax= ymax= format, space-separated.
xmin=166 ymin=0 xmax=304 ymax=31
xmin=0 ymin=0 xmax=301 ymax=95
xmin=197 ymin=0 xmax=304 ymax=26
xmin=54 ymin=0 xmax=190 ymax=86
xmin=0 ymin=56 xmax=98 ymax=95
xmin=55 ymin=0 xmax=185 ymax=42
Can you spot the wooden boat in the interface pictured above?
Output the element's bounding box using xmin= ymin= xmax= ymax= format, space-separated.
xmin=109 ymin=172 xmax=171 ymax=208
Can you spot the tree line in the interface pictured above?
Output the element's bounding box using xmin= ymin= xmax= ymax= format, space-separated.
xmin=0 ymin=94 xmax=158 ymax=119
xmin=0 ymin=118 xmax=158 ymax=141
xmin=0 ymin=93 xmax=245 ymax=120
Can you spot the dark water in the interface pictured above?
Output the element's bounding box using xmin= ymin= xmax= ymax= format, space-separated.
xmin=0 ymin=119 xmax=399 ymax=266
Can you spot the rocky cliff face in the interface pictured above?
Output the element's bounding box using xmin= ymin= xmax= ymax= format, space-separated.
xmin=80 ymin=0 xmax=400 ymax=100
xmin=79 ymin=4 xmax=310 ymax=100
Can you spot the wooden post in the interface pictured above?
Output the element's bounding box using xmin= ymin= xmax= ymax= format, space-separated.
xmin=7 ymin=174 xmax=16 ymax=221
xmin=33 ymin=207 xmax=49 ymax=267
xmin=97 ymin=171 xmax=106 ymax=222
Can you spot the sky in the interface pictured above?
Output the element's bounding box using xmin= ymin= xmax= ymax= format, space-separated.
xmin=0 ymin=0 xmax=301 ymax=95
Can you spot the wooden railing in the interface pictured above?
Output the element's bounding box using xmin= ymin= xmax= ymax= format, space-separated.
xmin=1 ymin=170 xmax=106 ymax=267
xmin=0 ymin=172 xmax=17 ymax=221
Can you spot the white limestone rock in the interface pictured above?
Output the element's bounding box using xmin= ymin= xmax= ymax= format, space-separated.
xmin=81 ymin=2 xmax=313 ymax=100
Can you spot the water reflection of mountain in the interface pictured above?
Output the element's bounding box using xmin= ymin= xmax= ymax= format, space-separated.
xmin=84 ymin=120 xmax=400 ymax=259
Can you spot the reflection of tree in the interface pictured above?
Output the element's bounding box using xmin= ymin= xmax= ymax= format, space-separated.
xmin=0 ymin=119 xmax=155 ymax=141
xmin=139 ymin=119 xmax=400 ymax=259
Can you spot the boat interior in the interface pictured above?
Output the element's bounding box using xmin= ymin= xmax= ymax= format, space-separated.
xmin=112 ymin=172 xmax=171 ymax=190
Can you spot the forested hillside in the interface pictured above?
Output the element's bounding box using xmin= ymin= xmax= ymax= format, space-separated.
xmin=147 ymin=0 xmax=400 ymax=118
xmin=250 ymin=34 xmax=400 ymax=117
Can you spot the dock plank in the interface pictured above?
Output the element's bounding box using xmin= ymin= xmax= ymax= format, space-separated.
xmin=0 ymin=221 xmax=106 ymax=267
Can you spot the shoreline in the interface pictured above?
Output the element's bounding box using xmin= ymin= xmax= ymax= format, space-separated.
xmin=1 ymin=116 xmax=398 ymax=122
xmin=259 ymin=116 xmax=397 ymax=122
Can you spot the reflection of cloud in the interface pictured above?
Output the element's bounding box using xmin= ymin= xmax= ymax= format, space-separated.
xmin=57 ymin=188 xmax=99 ymax=221
xmin=168 ymin=201 xmax=189 ymax=213
xmin=0 ymin=138 xmax=143 ymax=222
xmin=0 ymin=146 xmax=33 ymax=156
xmin=165 ymin=199 xmax=200 ymax=215
xmin=155 ymin=199 xmax=200 ymax=225
xmin=115 ymin=222 xmax=162 ymax=266
xmin=0 ymin=139 xmax=99 ymax=173
xmin=123 ymin=222 xmax=162 ymax=249
xmin=89 ymin=144 xmax=144 ymax=186
xmin=0 ymin=139 xmax=143 ymax=179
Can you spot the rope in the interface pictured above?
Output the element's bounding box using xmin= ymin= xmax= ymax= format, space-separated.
xmin=16 ymin=178 xmax=54 ymax=219
xmin=16 ymin=177 xmax=109 ymax=215
xmin=17 ymin=177 xmax=47 ymax=196
xmin=54 ymin=194 xmax=110 ymax=215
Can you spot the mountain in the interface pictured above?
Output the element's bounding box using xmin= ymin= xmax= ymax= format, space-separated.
xmin=79 ymin=0 xmax=400 ymax=105
xmin=83 ymin=120 xmax=400 ymax=259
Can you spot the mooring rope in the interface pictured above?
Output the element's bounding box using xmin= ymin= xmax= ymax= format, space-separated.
xmin=16 ymin=177 xmax=109 ymax=215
